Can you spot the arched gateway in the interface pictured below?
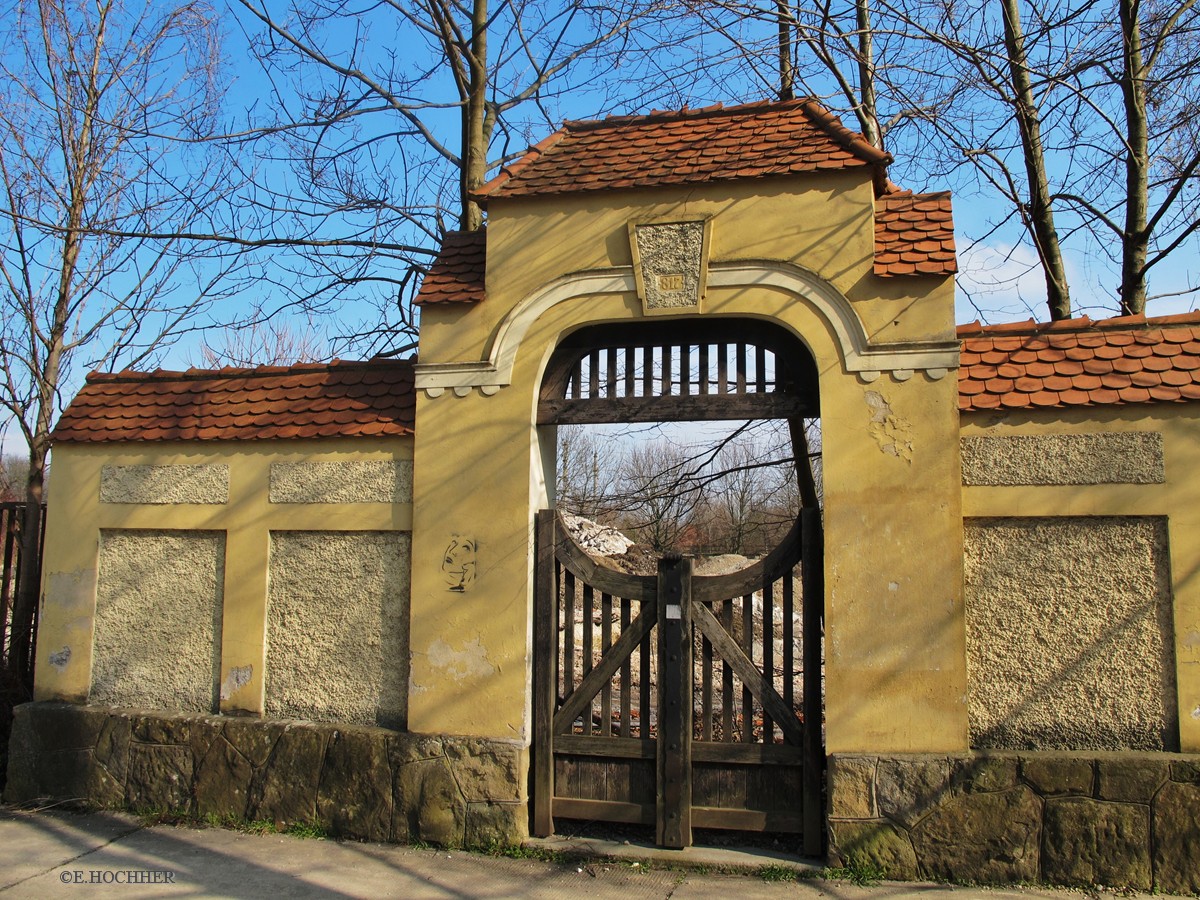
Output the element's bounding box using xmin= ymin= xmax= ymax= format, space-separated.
xmin=532 ymin=318 xmax=824 ymax=850
xmin=408 ymin=99 xmax=964 ymax=849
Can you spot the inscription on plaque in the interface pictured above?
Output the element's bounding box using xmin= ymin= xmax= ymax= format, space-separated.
xmin=629 ymin=218 xmax=711 ymax=314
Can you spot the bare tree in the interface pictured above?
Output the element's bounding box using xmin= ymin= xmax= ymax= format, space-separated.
xmin=188 ymin=319 xmax=328 ymax=368
xmin=227 ymin=0 xmax=683 ymax=353
xmin=555 ymin=424 xmax=621 ymax=523
xmin=0 ymin=0 xmax=238 ymax=677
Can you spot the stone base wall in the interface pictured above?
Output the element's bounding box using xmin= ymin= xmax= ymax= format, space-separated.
xmin=3 ymin=703 xmax=527 ymax=849
xmin=829 ymin=752 xmax=1200 ymax=894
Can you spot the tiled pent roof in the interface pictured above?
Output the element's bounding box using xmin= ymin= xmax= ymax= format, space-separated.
xmin=413 ymin=229 xmax=486 ymax=306
xmin=52 ymin=359 xmax=415 ymax=443
xmin=49 ymin=312 xmax=1200 ymax=445
xmin=874 ymin=191 xmax=957 ymax=277
xmin=958 ymin=313 xmax=1200 ymax=411
xmin=474 ymin=99 xmax=894 ymax=201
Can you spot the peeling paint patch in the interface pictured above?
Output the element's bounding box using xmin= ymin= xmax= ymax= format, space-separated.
xmin=48 ymin=647 xmax=71 ymax=670
xmin=1183 ymin=630 xmax=1200 ymax=649
xmin=220 ymin=665 xmax=252 ymax=700
xmin=428 ymin=637 xmax=496 ymax=681
xmin=1192 ymin=706 xmax=1200 ymax=720
xmin=865 ymin=390 xmax=913 ymax=462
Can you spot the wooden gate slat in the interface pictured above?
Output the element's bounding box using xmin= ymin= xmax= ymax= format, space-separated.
xmin=582 ymin=583 xmax=594 ymax=735
xmin=741 ymin=593 xmax=753 ymax=743
xmin=721 ymin=600 xmax=733 ymax=742
xmin=601 ymin=592 xmax=613 ymax=736
xmin=620 ymin=597 xmax=632 ymax=736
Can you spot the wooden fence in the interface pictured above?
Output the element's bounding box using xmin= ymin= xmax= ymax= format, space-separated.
xmin=1 ymin=502 xmax=45 ymax=691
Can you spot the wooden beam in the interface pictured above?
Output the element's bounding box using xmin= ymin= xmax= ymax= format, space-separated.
xmin=554 ymin=513 xmax=656 ymax=600
xmin=693 ymin=603 xmax=804 ymax=746
xmin=554 ymin=604 xmax=655 ymax=734
xmin=801 ymin=507 xmax=825 ymax=857
xmin=539 ymin=392 xmax=813 ymax=425
xmin=553 ymin=797 xmax=654 ymax=826
xmin=532 ymin=510 xmax=557 ymax=837
xmin=555 ymin=734 xmax=656 ymax=759
xmin=691 ymin=741 xmax=805 ymax=765
xmin=656 ymin=554 xmax=693 ymax=849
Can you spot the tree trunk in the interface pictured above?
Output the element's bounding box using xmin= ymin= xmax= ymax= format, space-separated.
xmin=777 ymin=0 xmax=794 ymax=100
xmin=460 ymin=0 xmax=488 ymax=231
xmin=855 ymin=0 xmax=881 ymax=148
xmin=1119 ymin=0 xmax=1148 ymax=315
xmin=1000 ymin=0 xmax=1071 ymax=320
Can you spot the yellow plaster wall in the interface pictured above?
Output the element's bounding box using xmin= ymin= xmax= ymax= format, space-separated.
xmin=411 ymin=173 xmax=966 ymax=751
xmin=35 ymin=438 xmax=414 ymax=715
xmin=419 ymin=176 xmax=954 ymax=367
xmin=961 ymin=406 xmax=1200 ymax=751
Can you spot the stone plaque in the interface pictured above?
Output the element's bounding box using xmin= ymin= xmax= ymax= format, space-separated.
xmin=629 ymin=218 xmax=711 ymax=314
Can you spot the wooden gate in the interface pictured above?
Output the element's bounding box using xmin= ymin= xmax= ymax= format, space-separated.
xmin=532 ymin=507 xmax=824 ymax=854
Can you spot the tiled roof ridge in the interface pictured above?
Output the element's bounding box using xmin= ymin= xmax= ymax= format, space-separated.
xmin=85 ymin=356 xmax=413 ymax=386
xmin=557 ymin=97 xmax=892 ymax=167
xmin=475 ymin=97 xmax=893 ymax=202
xmin=474 ymin=132 xmax=569 ymax=199
xmin=958 ymin=310 xmax=1200 ymax=412
xmin=957 ymin=310 xmax=1200 ymax=338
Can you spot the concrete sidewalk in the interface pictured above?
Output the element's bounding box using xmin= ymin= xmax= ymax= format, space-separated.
xmin=0 ymin=806 xmax=1147 ymax=899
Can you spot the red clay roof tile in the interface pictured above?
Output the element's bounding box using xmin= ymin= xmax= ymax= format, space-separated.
xmin=475 ymin=98 xmax=892 ymax=201
xmin=873 ymin=189 xmax=956 ymax=278
xmin=52 ymin=359 xmax=415 ymax=444
xmin=414 ymin=229 xmax=487 ymax=306
xmin=958 ymin=312 xmax=1200 ymax=411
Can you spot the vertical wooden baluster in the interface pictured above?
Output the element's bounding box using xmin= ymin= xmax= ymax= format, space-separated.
xmin=624 ymin=348 xmax=635 ymax=399
xmin=680 ymin=344 xmax=691 ymax=396
xmin=736 ymin=343 xmax=748 ymax=394
xmin=569 ymin=359 xmax=582 ymax=399
xmin=588 ymin=351 xmax=600 ymax=400
xmin=662 ymin=344 xmax=673 ymax=395
xmin=742 ymin=592 xmax=754 ymax=742
xmin=606 ymin=347 xmax=618 ymax=399
xmin=641 ymin=346 xmax=653 ymax=398
xmin=717 ymin=344 xmax=729 ymax=393
xmin=721 ymin=600 xmax=733 ymax=742
xmin=564 ymin=570 xmax=576 ymax=718
xmin=583 ymin=583 xmax=594 ymax=735
xmin=762 ymin=578 xmax=775 ymax=742
xmin=701 ymin=608 xmax=713 ymax=742
xmin=783 ymin=567 xmax=795 ymax=725
xmin=620 ymin=597 xmax=632 ymax=736
xmin=755 ymin=344 xmax=767 ymax=392
xmin=699 ymin=344 xmax=710 ymax=395
xmin=640 ymin=610 xmax=652 ymax=738
xmin=601 ymin=592 xmax=613 ymax=736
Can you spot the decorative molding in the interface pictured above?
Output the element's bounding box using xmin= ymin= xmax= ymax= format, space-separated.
xmin=628 ymin=217 xmax=712 ymax=315
xmin=413 ymin=262 xmax=960 ymax=397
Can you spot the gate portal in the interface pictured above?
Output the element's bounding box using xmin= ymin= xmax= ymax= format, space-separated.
xmin=532 ymin=319 xmax=825 ymax=854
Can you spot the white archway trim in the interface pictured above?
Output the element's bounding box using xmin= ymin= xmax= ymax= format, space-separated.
xmin=413 ymin=262 xmax=959 ymax=395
